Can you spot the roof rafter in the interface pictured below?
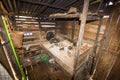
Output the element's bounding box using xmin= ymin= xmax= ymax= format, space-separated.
xmin=20 ymin=0 xmax=68 ymax=11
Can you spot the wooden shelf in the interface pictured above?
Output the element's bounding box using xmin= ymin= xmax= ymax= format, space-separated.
xmin=21 ymin=55 xmax=42 ymax=67
xmin=49 ymin=13 xmax=98 ymax=21
xmin=17 ymin=47 xmax=41 ymax=55
xmin=23 ymin=36 xmax=36 ymax=39
xmin=22 ymin=43 xmax=41 ymax=48
xmin=23 ymin=39 xmax=40 ymax=45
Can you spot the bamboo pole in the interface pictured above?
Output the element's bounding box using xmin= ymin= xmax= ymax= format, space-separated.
xmin=2 ymin=16 xmax=26 ymax=80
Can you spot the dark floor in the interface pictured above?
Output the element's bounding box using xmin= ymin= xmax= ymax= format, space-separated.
xmin=25 ymin=62 xmax=70 ymax=80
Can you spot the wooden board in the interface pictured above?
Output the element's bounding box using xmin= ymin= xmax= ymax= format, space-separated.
xmin=93 ymin=6 xmax=120 ymax=80
xmin=84 ymin=31 xmax=103 ymax=41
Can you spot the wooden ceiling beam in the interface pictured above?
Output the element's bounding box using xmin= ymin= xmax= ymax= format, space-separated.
xmin=0 ymin=12 xmax=45 ymax=17
xmin=13 ymin=0 xmax=17 ymax=13
xmin=7 ymin=0 xmax=14 ymax=12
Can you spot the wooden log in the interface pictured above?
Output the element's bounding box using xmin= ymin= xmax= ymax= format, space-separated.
xmin=74 ymin=0 xmax=90 ymax=69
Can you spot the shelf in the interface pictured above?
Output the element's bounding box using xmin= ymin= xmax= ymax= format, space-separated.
xmin=17 ymin=47 xmax=41 ymax=55
xmin=22 ymin=43 xmax=41 ymax=48
xmin=23 ymin=36 xmax=36 ymax=39
xmin=49 ymin=13 xmax=98 ymax=21
xmin=22 ymin=39 xmax=40 ymax=45
xmin=21 ymin=55 xmax=42 ymax=67
xmin=49 ymin=13 xmax=79 ymax=20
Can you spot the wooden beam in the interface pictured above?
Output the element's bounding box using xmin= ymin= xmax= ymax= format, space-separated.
xmin=71 ymin=20 xmax=76 ymax=40
xmin=90 ymin=15 xmax=103 ymax=75
xmin=7 ymin=0 xmax=14 ymax=12
xmin=0 ymin=2 xmax=8 ymax=13
xmin=2 ymin=1 xmax=10 ymax=12
xmin=16 ymin=23 xmax=39 ymax=25
xmin=13 ymin=0 xmax=17 ymax=13
xmin=20 ymin=0 xmax=68 ymax=11
xmin=0 ymin=12 xmax=45 ymax=17
xmin=74 ymin=0 xmax=90 ymax=69
xmin=15 ymin=19 xmax=38 ymax=22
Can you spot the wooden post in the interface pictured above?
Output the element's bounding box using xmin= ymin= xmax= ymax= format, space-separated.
xmin=90 ymin=15 xmax=103 ymax=75
xmin=38 ymin=17 xmax=43 ymax=46
xmin=71 ymin=20 xmax=75 ymax=40
xmin=74 ymin=0 xmax=90 ymax=69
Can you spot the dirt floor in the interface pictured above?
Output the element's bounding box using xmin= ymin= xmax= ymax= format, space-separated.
xmin=25 ymin=62 xmax=71 ymax=80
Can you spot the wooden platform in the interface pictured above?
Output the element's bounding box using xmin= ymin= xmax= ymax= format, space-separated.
xmin=42 ymin=40 xmax=93 ymax=75
xmin=49 ymin=13 xmax=98 ymax=21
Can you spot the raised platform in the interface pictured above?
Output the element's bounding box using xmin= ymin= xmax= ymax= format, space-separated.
xmin=42 ymin=39 xmax=93 ymax=75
